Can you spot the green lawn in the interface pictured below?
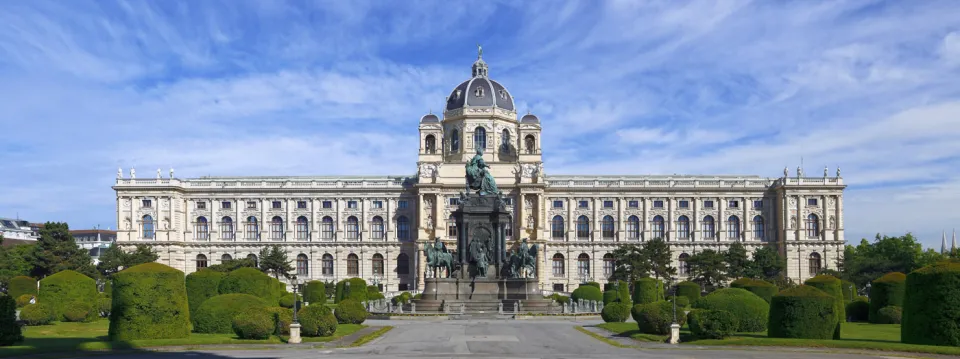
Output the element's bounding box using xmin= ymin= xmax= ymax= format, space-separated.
xmin=595 ymin=322 xmax=960 ymax=356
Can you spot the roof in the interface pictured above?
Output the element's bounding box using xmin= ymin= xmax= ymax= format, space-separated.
xmin=70 ymin=229 xmax=118 ymax=235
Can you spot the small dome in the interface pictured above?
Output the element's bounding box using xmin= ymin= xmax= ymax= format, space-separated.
xmin=444 ymin=48 xmax=515 ymax=113
xmin=420 ymin=114 xmax=439 ymax=123
xmin=520 ymin=113 xmax=539 ymax=124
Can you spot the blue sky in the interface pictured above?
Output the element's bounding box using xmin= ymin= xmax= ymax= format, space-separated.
xmin=1 ymin=0 xmax=959 ymax=250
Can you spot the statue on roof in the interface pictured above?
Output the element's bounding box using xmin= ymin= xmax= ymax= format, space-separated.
xmin=465 ymin=148 xmax=499 ymax=195
xmin=477 ymin=44 xmax=483 ymax=59
xmin=117 ymin=167 xmax=122 ymax=179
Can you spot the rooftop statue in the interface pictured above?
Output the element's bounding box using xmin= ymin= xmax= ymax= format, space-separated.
xmin=465 ymin=148 xmax=499 ymax=195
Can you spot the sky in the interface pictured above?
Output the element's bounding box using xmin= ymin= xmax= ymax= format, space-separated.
xmin=1 ymin=0 xmax=959 ymax=250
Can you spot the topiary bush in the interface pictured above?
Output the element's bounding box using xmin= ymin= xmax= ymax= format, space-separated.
xmin=392 ymin=292 xmax=413 ymax=306
xmin=109 ymin=263 xmax=191 ymax=340
xmin=0 ymin=294 xmax=24 ymax=346
xmin=218 ymin=268 xmax=283 ymax=306
xmin=264 ymin=307 xmax=293 ymax=335
xmin=902 ymin=261 xmax=960 ymax=346
xmin=632 ymin=277 xmax=664 ymax=304
xmin=98 ymin=296 xmax=112 ymax=318
xmin=693 ymin=288 xmax=768 ymax=332
xmin=602 ymin=290 xmax=619 ymax=305
xmin=767 ymin=285 xmax=838 ymax=339
xmin=279 ymin=293 xmax=300 ymax=308
xmin=676 ymin=281 xmax=701 ymax=304
xmin=39 ymin=270 xmax=99 ymax=322
xmin=232 ymin=308 xmax=274 ymax=340
xmin=841 ymin=280 xmax=855 ymax=302
xmin=631 ymin=301 xmax=687 ymax=335
xmin=668 ymin=295 xmax=690 ymax=309
xmin=804 ymin=275 xmax=844 ymax=339
xmin=8 ymin=276 xmax=37 ymax=300
xmin=846 ymin=297 xmax=869 ymax=322
xmin=869 ymin=272 xmax=905 ymax=324
xmin=16 ymin=294 xmax=33 ymax=308
xmin=186 ymin=269 xmax=224 ymax=319
xmin=19 ymin=303 xmax=53 ymax=326
xmin=299 ymin=304 xmax=337 ymax=337
xmin=62 ymin=301 xmax=92 ymax=322
xmin=303 ymin=281 xmax=326 ymax=305
xmin=730 ymin=278 xmax=779 ymax=303
xmin=193 ymin=293 xmax=270 ymax=334
xmin=334 ymin=278 xmax=369 ymax=303
xmin=876 ymin=305 xmax=902 ymax=324
xmin=600 ymin=302 xmax=630 ymax=323
xmin=584 ymin=281 xmax=601 ymax=289
xmin=571 ymin=285 xmax=603 ymax=303
xmin=687 ymin=309 xmax=737 ymax=339
xmin=548 ymin=293 xmax=570 ymax=305
xmin=335 ymin=299 xmax=368 ymax=324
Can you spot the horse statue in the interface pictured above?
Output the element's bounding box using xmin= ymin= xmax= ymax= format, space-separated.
xmin=424 ymin=237 xmax=455 ymax=278
xmin=507 ymin=238 xmax=539 ymax=278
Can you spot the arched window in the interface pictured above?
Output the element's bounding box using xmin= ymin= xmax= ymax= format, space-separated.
xmin=321 ymin=216 xmax=334 ymax=240
xmin=679 ymin=253 xmax=690 ymax=275
xmin=245 ymin=216 xmax=259 ymax=240
xmin=578 ymin=253 xmax=591 ymax=277
xmin=806 ymin=214 xmax=820 ymax=238
xmin=270 ymin=216 xmax=284 ymax=240
xmin=371 ymin=216 xmax=384 ymax=240
xmin=677 ymin=215 xmax=690 ymax=240
xmin=296 ymin=216 xmax=309 ymax=241
xmin=296 ymin=254 xmax=309 ymax=276
xmin=500 ymin=129 xmax=511 ymax=153
xmin=627 ymin=215 xmax=640 ymax=240
xmin=450 ymin=129 xmax=460 ymax=152
xmin=808 ymin=252 xmax=822 ymax=276
xmin=372 ymin=253 xmax=384 ymax=276
xmin=195 ymin=216 xmax=209 ymax=241
xmin=652 ymin=215 xmax=665 ymax=239
xmin=196 ymin=254 xmax=208 ymax=269
xmin=142 ymin=215 xmax=155 ymax=239
xmin=347 ymin=253 xmax=359 ymax=276
xmin=447 ymin=215 xmax=457 ymax=237
xmin=425 ymin=134 xmax=436 ymax=154
xmin=702 ymin=215 xmax=715 ymax=239
xmin=221 ymin=253 xmax=232 ymax=262
xmin=601 ymin=215 xmax=615 ymax=239
xmin=552 ymin=253 xmax=565 ymax=276
xmin=753 ymin=215 xmax=765 ymax=240
xmin=505 ymin=216 xmax=513 ymax=239
xmin=346 ymin=216 xmax=359 ymax=240
xmin=220 ymin=216 xmax=234 ymax=240
xmin=397 ymin=216 xmax=410 ymax=241
xmin=396 ymin=253 xmax=410 ymax=275
xmin=551 ymin=216 xmax=565 ymax=240
xmin=727 ymin=215 xmax=741 ymax=240
xmin=603 ymin=253 xmax=615 ymax=278
xmin=524 ymin=135 xmax=536 ymax=154
xmin=576 ymin=215 xmax=590 ymax=240
xmin=247 ymin=253 xmax=258 ymax=267
xmin=474 ymin=126 xmax=487 ymax=150
xmin=322 ymin=254 xmax=334 ymax=276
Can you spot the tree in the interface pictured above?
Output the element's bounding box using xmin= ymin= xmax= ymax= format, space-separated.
xmin=207 ymin=257 xmax=257 ymax=273
xmin=724 ymin=241 xmax=749 ymax=279
xmin=687 ymin=249 xmax=727 ymax=287
xmin=644 ymin=238 xmax=676 ymax=280
xmin=842 ymin=233 xmax=927 ymax=287
xmin=610 ymin=244 xmax=650 ymax=284
xmin=745 ymin=245 xmax=786 ymax=280
xmin=30 ymin=222 xmax=97 ymax=279
xmin=259 ymin=245 xmax=293 ymax=279
xmin=97 ymin=244 xmax=159 ymax=278
xmin=0 ymin=238 xmax=34 ymax=291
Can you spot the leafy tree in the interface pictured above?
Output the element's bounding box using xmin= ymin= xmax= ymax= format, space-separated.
xmin=745 ymin=245 xmax=786 ymax=280
xmin=96 ymin=244 xmax=159 ymax=278
xmin=207 ymin=258 xmax=257 ymax=273
xmin=724 ymin=242 xmax=749 ymax=279
xmin=687 ymin=249 xmax=727 ymax=287
xmin=644 ymin=238 xmax=676 ymax=280
xmin=0 ymin=238 xmax=34 ymax=291
xmin=259 ymin=245 xmax=293 ymax=279
xmin=610 ymin=244 xmax=650 ymax=284
xmin=30 ymin=222 xmax=97 ymax=279
xmin=842 ymin=233 xmax=927 ymax=287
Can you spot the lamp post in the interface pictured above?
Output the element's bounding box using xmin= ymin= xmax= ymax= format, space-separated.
xmin=668 ymin=275 xmax=680 ymax=344
xmin=288 ymin=275 xmax=302 ymax=344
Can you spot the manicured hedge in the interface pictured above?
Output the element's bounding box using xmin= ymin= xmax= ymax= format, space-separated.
xmin=583 ymin=281 xmax=601 ymax=289
xmin=335 ymin=299 xmax=368 ymax=324
xmin=392 ymin=292 xmax=413 ymax=305
xmin=876 ymin=306 xmax=902 ymax=324
xmin=63 ymin=302 xmax=92 ymax=322
xmin=693 ymin=288 xmax=768 ymax=332
xmin=601 ymin=302 xmax=630 ymax=323
xmin=335 ymin=278 xmax=368 ymax=303
xmin=571 ymin=285 xmax=602 ymax=303
xmin=803 ymin=275 xmax=844 ymax=339
xmin=902 ymin=262 xmax=960 ymax=346
xmin=730 ymin=278 xmax=778 ymax=303
xmin=632 ymin=277 xmax=664 ymax=304
xmin=279 ymin=293 xmax=301 ymax=308
xmin=303 ymin=281 xmax=326 ymax=304
xmin=299 ymin=304 xmax=337 ymax=337
xmin=846 ymin=297 xmax=869 ymax=322
xmin=688 ymin=309 xmax=737 ymax=339
xmin=0 ymin=294 xmax=23 ymax=346
xmin=869 ymin=272 xmax=905 ymax=324
xmin=669 ymin=295 xmax=690 ymax=308
xmin=98 ymin=296 xmax=112 ymax=318
xmin=631 ymin=301 xmax=686 ymax=335
xmin=768 ymin=285 xmax=838 ymax=339
xmin=602 ymin=290 xmax=618 ymax=305
xmin=8 ymin=276 xmax=37 ymax=300
xmin=108 ymin=263 xmax=191 ymax=340
xmin=676 ymin=281 xmax=701 ymax=304
xmin=232 ymin=308 xmax=274 ymax=340
xmin=19 ymin=303 xmax=53 ymax=326
xmin=841 ymin=280 xmax=855 ymax=302
xmin=186 ymin=269 xmax=224 ymax=319
xmin=264 ymin=307 xmax=293 ymax=335
xmin=218 ymin=268 xmax=284 ymax=306
xmin=16 ymin=294 xmax=33 ymax=308
xmin=193 ymin=294 xmax=270 ymax=334
xmin=39 ymin=270 xmax=98 ymax=322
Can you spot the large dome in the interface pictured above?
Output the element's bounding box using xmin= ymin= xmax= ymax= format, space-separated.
xmin=444 ymin=48 xmax=515 ymax=113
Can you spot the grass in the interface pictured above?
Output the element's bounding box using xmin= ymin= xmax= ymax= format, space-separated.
xmin=289 ymin=324 xmax=367 ymax=343
xmin=346 ymin=326 xmax=393 ymax=348
xmin=594 ymin=321 xmax=960 ymax=356
xmin=574 ymin=326 xmax=632 ymax=348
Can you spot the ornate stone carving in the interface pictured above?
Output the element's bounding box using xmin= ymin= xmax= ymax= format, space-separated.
xmin=790 ymin=217 xmax=797 ymax=229
xmin=829 ymin=216 xmax=836 ymax=229
xmin=424 ymin=213 xmax=434 ymax=228
xmin=419 ymin=163 xmax=440 ymax=179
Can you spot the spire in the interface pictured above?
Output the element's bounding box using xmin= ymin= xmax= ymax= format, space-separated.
xmin=472 ymin=44 xmax=489 ymax=78
xmin=953 ymin=229 xmax=957 ymax=252
xmin=943 ymin=230 xmax=948 ymax=255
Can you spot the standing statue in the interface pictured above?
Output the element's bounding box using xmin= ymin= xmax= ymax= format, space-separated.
xmin=424 ymin=237 xmax=455 ymax=278
xmin=507 ymin=238 xmax=539 ymax=278
xmin=465 ymin=148 xmax=499 ymax=195
xmin=469 ymin=234 xmax=491 ymax=278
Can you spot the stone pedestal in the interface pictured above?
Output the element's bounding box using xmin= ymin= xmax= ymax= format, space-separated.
xmin=668 ymin=323 xmax=681 ymax=344
xmin=289 ymin=323 xmax=302 ymax=344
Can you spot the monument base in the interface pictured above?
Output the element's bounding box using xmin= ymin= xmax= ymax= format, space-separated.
xmin=415 ymin=277 xmax=559 ymax=314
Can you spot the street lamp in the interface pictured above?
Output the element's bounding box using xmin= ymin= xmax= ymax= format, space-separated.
xmin=667 ymin=275 xmax=680 ymax=344
xmin=288 ymin=275 xmax=302 ymax=344
xmin=291 ymin=275 xmax=300 ymax=324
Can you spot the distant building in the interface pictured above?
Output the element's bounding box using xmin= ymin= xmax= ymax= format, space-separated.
xmin=0 ymin=217 xmax=40 ymax=241
xmin=71 ymin=229 xmax=117 ymax=265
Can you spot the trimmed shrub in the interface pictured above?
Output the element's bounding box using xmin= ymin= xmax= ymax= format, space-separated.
xmin=335 ymin=278 xmax=369 ymax=303
xmin=869 ymin=272 xmax=905 ymax=324
xmin=571 ymin=285 xmax=603 ymax=303
xmin=335 ymin=299 xmax=368 ymax=324
xmin=19 ymin=303 xmax=53 ymax=326
xmin=98 ymin=296 xmax=112 ymax=318
xmin=730 ymin=278 xmax=779 ymax=303
xmin=668 ymin=295 xmax=690 ymax=309
xmin=232 ymin=308 xmax=274 ymax=340
xmin=688 ymin=309 xmax=737 ymax=339
xmin=693 ymin=288 xmax=768 ymax=332
xmin=631 ymin=301 xmax=687 ymax=335
xmin=876 ymin=306 xmax=902 ymax=324
xmin=102 ymin=280 xmax=112 ymax=298
xmin=279 ymin=293 xmax=300 ymax=308
xmin=392 ymin=292 xmax=413 ymax=305
xmin=303 ymin=281 xmax=326 ymax=304
xmin=193 ymin=293 xmax=270 ymax=334
xmin=299 ymin=304 xmax=338 ymax=337
xmin=548 ymin=293 xmax=570 ymax=305
xmin=0 ymin=294 xmax=24 ymax=346
xmin=62 ymin=302 xmax=92 ymax=322
xmin=186 ymin=269 xmax=224 ymax=318
xmin=583 ymin=281 xmax=601 ymax=289
xmin=902 ymin=261 xmax=960 ymax=346
xmin=39 ymin=270 xmax=98 ymax=322
xmin=264 ymin=307 xmax=293 ymax=335
xmin=841 ymin=280 xmax=855 ymax=302
xmin=218 ymin=268 xmax=283 ymax=306
xmin=804 ymin=275 xmax=844 ymax=339
xmin=600 ymin=302 xmax=630 ymax=323
xmin=16 ymin=294 xmax=33 ymax=308
xmin=768 ymin=285 xmax=838 ymax=339
xmin=109 ymin=263 xmax=191 ymax=340
xmin=8 ymin=276 xmax=37 ymax=300
xmin=617 ymin=282 xmax=632 ymax=304
xmin=335 ymin=281 xmax=345 ymax=304
xmin=602 ymin=290 xmax=619 ymax=305
xmin=632 ymin=277 xmax=664 ymax=304
xmin=676 ymin=281 xmax=701 ymax=304
xmin=846 ymin=297 xmax=869 ymax=322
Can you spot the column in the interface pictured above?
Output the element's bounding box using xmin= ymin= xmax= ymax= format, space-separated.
xmin=692 ymin=197 xmax=699 ymax=242
xmin=566 ymin=197 xmax=573 ymax=242
xmin=617 ymin=196 xmax=625 ymax=242
xmin=592 ymin=197 xmax=599 ymax=241
xmin=641 ymin=198 xmax=648 ymax=241
xmin=259 ymin=198 xmax=267 ymax=242
xmin=518 ymin=193 xmax=525 ymax=240
xmin=311 ymin=199 xmax=318 ymax=241
xmin=235 ymin=197 xmax=241 ymax=241
xmin=717 ymin=198 xmax=724 ymax=242
xmin=666 ymin=198 xmax=673 ymax=242
xmin=286 ymin=198 xmax=293 ymax=241
xmin=386 ymin=198 xmax=393 ymax=240
xmin=743 ymin=197 xmax=749 ymax=242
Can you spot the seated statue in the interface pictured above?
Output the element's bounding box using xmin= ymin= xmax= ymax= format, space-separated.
xmin=465 ymin=148 xmax=499 ymax=195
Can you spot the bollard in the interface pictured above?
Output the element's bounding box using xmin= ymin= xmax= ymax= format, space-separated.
xmin=498 ymin=302 xmax=504 ymax=315
xmin=411 ymin=302 xmax=416 ymax=314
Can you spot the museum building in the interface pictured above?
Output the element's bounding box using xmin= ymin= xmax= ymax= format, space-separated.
xmin=113 ymin=51 xmax=847 ymax=294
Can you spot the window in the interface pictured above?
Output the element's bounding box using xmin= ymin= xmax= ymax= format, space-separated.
xmin=552 ymin=253 xmax=565 ymax=276
xmin=297 ymin=201 xmax=307 ymax=209
xmin=474 ymin=126 xmax=487 ymax=150
xmin=805 ymin=214 xmax=820 ymax=238
xmin=576 ymin=215 xmax=590 ymax=240
xmin=195 ymin=217 xmax=209 ymax=240
xmin=449 ymin=197 xmax=460 ymax=206
xmin=346 ymin=216 xmax=359 ymax=240
xmin=753 ymin=200 xmax=763 ymax=209
xmin=247 ymin=201 xmax=257 ymax=209
xmin=347 ymin=201 xmax=358 ymax=209
xmin=524 ymin=135 xmax=536 ymax=154
xmin=322 ymin=254 xmax=334 ymax=276
xmin=398 ymin=200 xmax=408 ymax=209
xmin=500 ymin=129 xmax=510 ymax=151
xmin=551 ymin=216 xmax=565 ymax=240
xmin=679 ymin=200 xmax=689 ymax=209
xmin=347 ymin=254 xmax=359 ymax=276
xmin=504 ymin=198 xmax=513 ymax=206
xmin=677 ymin=215 xmax=690 ymax=239
xmin=451 ymin=129 xmax=460 ymax=152
xmin=425 ymin=134 xmax=436 ymax=154
xmin=679 ymin=253 xmax=690 ymax=275
xmin=247 ymin=254 xmax=258 ymax=267
xmin=753 ymin=216 xmax=765 ymax=240
xmin=197 ymin=202 xmax=206 ymax=210
xmin=729 ymin=200 xmax=739 ymax=208
xmin=807 ymin=198 xmax=818 ymax=206
xmin=397 ymin=253 xmax=410 ymax=275
xmin=601 ymin=215 xmax=615 ymax=239
xmin=553 ymin=283 xmax=564 ymax=292
xmin=321 ymin=216 xmax=334 ymax=240
xmin=220 ymin=217 xmax=234 ymax=240
xmin=371 ymin=216 xmax=384 ymax=240
xmin=296 ymin=216 xmax=309 ymax=240
xmin=653 ymin=200 xmax=664 ymax=208
xmin=553 ymin=200 xmax=563 ymax=209
xmin=142 ymin=199 xmax=152 ymax=208
xmin=297 ymin=254 xmax=309 ymax=276
xmin=447 ymin=215 xmax=458 ymax=237
xmin=628 ymin=200 xmax=639 ymax=208
xmin=603 ymin=253 xmax=615 ymax=278
xmin=652 ymin=215 xmax=665 ymax=239
xmin=372 ymin=253 xmax=384 ymax=276
xmin=603 ymin=200 xmax=614 ymax=208
xmin=142 ymin=215 xmax=155 ymax=239
xmin=221 ymin=254 xmax=232 ymax=262
xmin=272 ymin=201 xmax=282 ymax=209
xmin=809 ymin=252 xmax=822 ymax=276
xmin=196 ymin=254 xmax=208 ymax=269
xmin=245 ymin=216 xmax=259 ymax=240
xmin=221 ymin=201 xmax=231 ymax=209
xmin=505 ymin=217 xmax=513 ymax=238
xmin=727 ymin=215 xmax=741 ymax=239
xmin=271 ymin=216 xmax=284 ymax=240
xmin=703 ymin=200 xmax=714 ymax=208
xmin=626 ymin=215 xmax=640 ymax=239
xmin=397 ymin=216 xmax=410 ymax=241
xmin=578 ymin=200 xmax=589 ymax=208
xmin=372 ymin=200 xmax=383 ymax=209
xmin=577 ymin=253 xmax=590 ymax=277
xmin=702 ymin=215 xmax=715 ymax=239
xmin=322 ymin=201 xmax=332 ymax=209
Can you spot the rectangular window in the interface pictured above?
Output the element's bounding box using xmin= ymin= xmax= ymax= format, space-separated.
xmin=221 ymin=201 xmax=231 ymax=209
xmin=246 ymin=201 xmax=257 ymax=209
xmin=553 ymin=283 xmax=564 ymax=292
xmin=347 ymin=201 xmax=358 ymax=209
xmin=678 ymin=200 xmax=689 ymax=209
xmin=398 ymin=283 xmax=409 ymax=291
xmin=704 ymin=200 xmax=714 ymax=208
xmin=628 ymin=200 xmax=638 ymax=208
xmin=449 ymin=198 xmax=460 ymax=206
xmin=196 ymin=202 xmax=206 ymax=210
xmin=553 ymin=200 xmax=563 ymax=209
xmin=272 ymin=201 xmax=282 ymax=209
xmin=142 ymin=199 xmax=152 ymax=208
xmin=322 ymin=201 xmax=332 ymax=209
xmin=729 ymin=200 xmax=739 ymax=208
xmin=653 ymin=200 xmax=664 ymax=208
xmin=398 ymin=200 xmax=408 ymax=209
xmin=753 ymin=200 xmax=763 ymax=209
xmin=578 ymin=200 xmax=589 ymax=208
xmin=504 ymin=198 xmax=513 ymax=206
xmin=807 ymin=198 xmax=818 ymax=206
xmin=297 ymin=201 xmax=307 ymax=209
xmin=372 ymin=200 xmax=383 ymax=209
xmin=603 ymin=200 xmax=614 ymax=208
